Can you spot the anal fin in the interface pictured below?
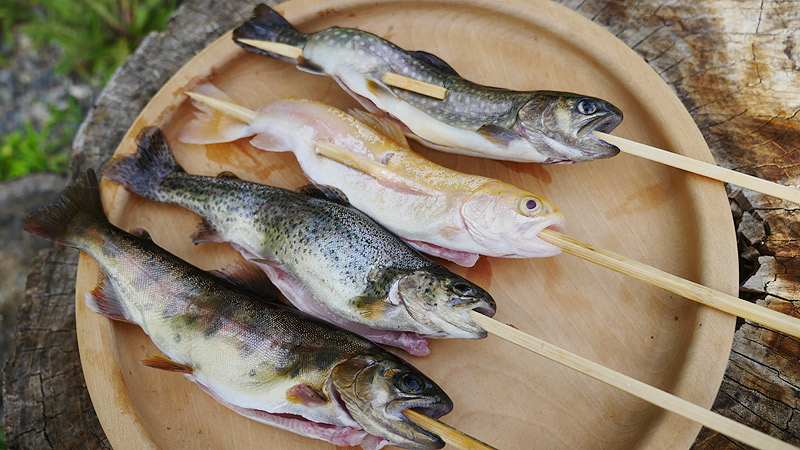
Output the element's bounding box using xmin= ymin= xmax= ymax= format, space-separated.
xmin=140 ymin=354 xmax=193 ymax=374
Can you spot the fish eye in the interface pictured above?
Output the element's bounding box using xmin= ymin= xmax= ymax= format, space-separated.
xmin=519 ymin=196 xmax=542 ymax=215
xmin=452 ymin=281 xmax=474 ymax=296
xmin=577 ymin=99 xmax=598 ymax=115
xmin=396 ymin=372 xmax=425 ymax=394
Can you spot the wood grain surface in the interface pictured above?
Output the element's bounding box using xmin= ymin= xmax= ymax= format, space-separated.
xmin=3 ymin=1 xmax=798 ymax=449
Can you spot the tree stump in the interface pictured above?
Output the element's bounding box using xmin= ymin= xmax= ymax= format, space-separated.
xmin=4 ymin=1 xmax=798 ymax=448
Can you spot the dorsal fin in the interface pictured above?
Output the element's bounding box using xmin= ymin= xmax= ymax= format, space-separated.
xmin=348 ymin=109 xmax=409 ymax=147
xmin=297 ymin=184 xmax=351 ymax=205
xmin=409 ymin=50 xmax=460 ymax=77
xmin=210 ymin=260 xmax=276 ymax=298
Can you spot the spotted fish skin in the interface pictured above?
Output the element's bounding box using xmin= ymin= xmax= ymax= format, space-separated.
xmin=105 ymin=128 xmax=496 ymax=355
xmin=23 ymin=170 xmax=453 ymax=450
xmin=234 ymin=4 xmax=623 ymax=163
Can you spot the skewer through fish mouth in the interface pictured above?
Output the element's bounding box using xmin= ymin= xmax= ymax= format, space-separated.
xmin=331 ymin=356 xmax=453 ymax=449
xmin=515 ymin=217 xmax=566 ymax=257
xmin=395 ymin=269 xmax=497 ymax=340
xmin=576 ymin=110 xmax=623 ymax=156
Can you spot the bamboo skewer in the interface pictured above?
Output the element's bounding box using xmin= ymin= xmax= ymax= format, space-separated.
xmin=595 ymin=131 xmax=800 ymax=205
xmin=382 ymin=72 xmax=447 ymax=99
xmin=186 ymin=92 xmax=256 ymax=123
xmin=468 ymin=311 xmax=797 ymax=450
xmin=185 ymin=91 xmax=800 ymax=339
xmin=537 ymin=229 xmax=800 ymax=338
xmin=237 ymin=38 xmax=303 ymax=59
xmin=402 ymin=410 xmax=497 ymax=450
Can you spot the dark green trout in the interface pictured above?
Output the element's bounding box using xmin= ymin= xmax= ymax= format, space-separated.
xmin=234 ymin=4 xmax=623 ymax=163
xmin=104 ymin=127 xmax=496 ymax=357
xmin=24 ymin=170 xmax=454 ymax=450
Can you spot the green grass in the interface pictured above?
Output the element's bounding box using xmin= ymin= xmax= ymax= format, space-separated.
xmin=0 ymin=0 xmax=180 ymax=181
xmin=0 ymin=98 xmax=83 ymax=180
xmin=8 ymin=0 xmax=180 ymax=83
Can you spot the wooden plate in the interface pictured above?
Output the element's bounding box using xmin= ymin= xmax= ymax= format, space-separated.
xmin=75 ymin=0 xmax=738 ymax=448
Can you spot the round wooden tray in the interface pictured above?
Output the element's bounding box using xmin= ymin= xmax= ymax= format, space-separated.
xmin=75 ymin=0 xmax=738 ymax=448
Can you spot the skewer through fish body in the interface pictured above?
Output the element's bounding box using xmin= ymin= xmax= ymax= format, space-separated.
xmin=23 ymin=170 xmax=455 ymax=450
xmin=105 ymin=128 xmax=496 ymax=356
xmin=181 ymin=84 xmax=565 ymax=267
xmin=233 ymin=4 xmax=623 ymax=164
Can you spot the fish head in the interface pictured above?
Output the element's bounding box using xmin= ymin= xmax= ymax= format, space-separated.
xmin=331 ymin=354 xmax=453 ymax=449
xmin=461 ymin=182 xmax=565 ymax=258
xmin=393 ymin=268 xmax=496 ymax=339
xmin=515 ymin=92 xmax=623 ymax=163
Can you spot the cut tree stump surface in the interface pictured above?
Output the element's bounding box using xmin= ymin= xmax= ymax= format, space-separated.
xmin=3 ymin=1 xmax=798 ymax=449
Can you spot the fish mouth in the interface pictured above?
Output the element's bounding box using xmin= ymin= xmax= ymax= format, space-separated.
xmin=577 ymin=113 xmax=622 ymax=156
xmin=512 ymin=216 xmax=565 ymax=258
xmin=430 ymin=297 xmax=496 ymax=340
xmin=387 ymin=399 xmax=454 ymax=447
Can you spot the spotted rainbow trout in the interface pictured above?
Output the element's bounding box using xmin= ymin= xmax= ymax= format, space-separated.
xmin=23 ymin=170 xmax=454 ymax=450
xmin=233 ymin=4 xmax=623 ymax=163
xmin=105 ymin=127 xmax=496 ymax=356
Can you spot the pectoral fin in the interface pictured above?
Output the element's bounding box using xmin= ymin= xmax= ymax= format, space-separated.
xmin=286 ymin=384 xmax=328 ymax=406
xmin=352 ymin=296 xmax=394 ymax=320
xmin=477 ymin=124 xmax=521 ymax=146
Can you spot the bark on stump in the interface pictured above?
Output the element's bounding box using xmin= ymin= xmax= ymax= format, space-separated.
xmin=3 ymin=1 xmax=798 ymax=448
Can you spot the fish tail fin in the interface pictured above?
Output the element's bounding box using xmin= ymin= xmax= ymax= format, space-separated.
xmin=233 ymin=4 xmax=310 ymax=63
xmin=179 ymin=83 xmax=254 ymax=145
xmin=104 ymin=127 xmax=183 ymax=200
xmin=23 ymin=169 xmax=108 ymax=249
